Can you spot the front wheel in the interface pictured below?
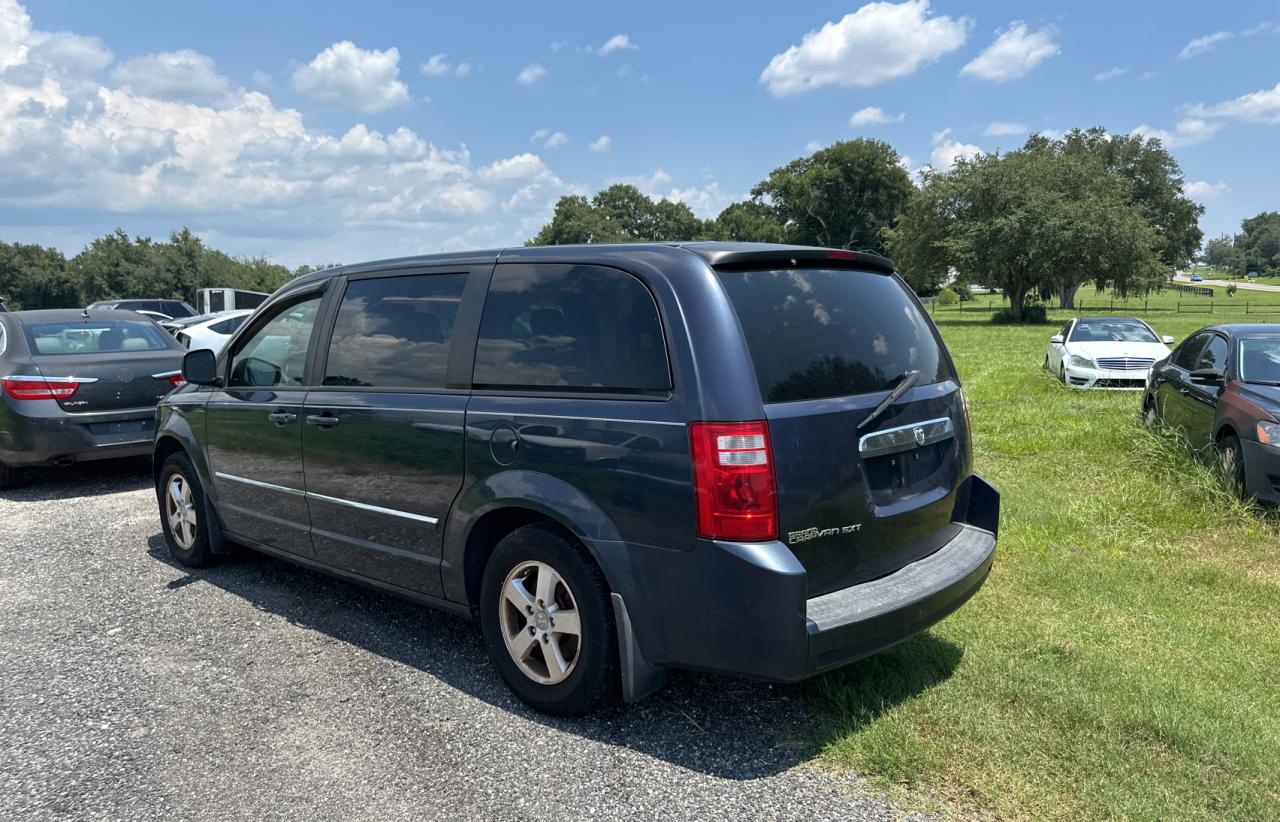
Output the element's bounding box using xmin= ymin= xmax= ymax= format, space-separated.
xmin=1143 ymin=399 xmax=1160 ymax=428
xmin=157 ymin=452 xmax=217 ymax=567
xmin=1218 ymin=434 xmax=1247 ymax=496
xmin=479 ymin=523 xmax=617 ymax=716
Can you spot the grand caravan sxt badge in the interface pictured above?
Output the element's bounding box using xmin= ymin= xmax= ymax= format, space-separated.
xmin=788 ymin=523 xmax=862 ymax=545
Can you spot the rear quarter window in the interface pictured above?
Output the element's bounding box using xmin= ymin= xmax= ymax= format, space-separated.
xmin=23 ymin=320 xmax=174 ymax=355
xmin=715 ymin=267 xmax=950 ymax=403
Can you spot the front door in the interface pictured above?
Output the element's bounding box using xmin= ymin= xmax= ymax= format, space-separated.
xmin=1183 ymin=333 xmax=1228 ymax=452
xmin=1157 ymin=331 xmax=1211 ymax=436
xmin=204 ymin=291 xmax=326 ymax=556
xmin=301 ymin=269 xmax=474 ymax=595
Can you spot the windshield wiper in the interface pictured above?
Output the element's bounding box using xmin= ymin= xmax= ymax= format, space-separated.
xmin=857 ymin=369 xmax=921 ymax=431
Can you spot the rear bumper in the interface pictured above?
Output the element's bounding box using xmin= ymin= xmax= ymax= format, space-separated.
xmin=612 ymin=474 xmax=999 ymax=682
xmin=1241 ymin=440 xmax=1280 ymax=504
xmin=0 ymin=403 xmax=156 ymax=466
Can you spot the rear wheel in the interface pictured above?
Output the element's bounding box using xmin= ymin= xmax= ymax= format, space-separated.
xmin=479 ymin=523 xmax=616 ymax=716
xmin=158 ymin=452 xmax=216 ymax=567
xmin=0 ymin=461 xmax=24 ymax=490
xmin=1218 ymin=434 xmax=1247 ymax=496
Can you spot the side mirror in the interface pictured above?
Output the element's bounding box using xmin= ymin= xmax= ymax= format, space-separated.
xmin=1162 ymin=335 xmax=1175 ymax=345
xmin=1049 ymin=334 xmax=1064 ymax=344
xmin=182 ymin=348 xmax=220 ymax=386
xmin=1189 ymin=367 xmax=1224 ymax=386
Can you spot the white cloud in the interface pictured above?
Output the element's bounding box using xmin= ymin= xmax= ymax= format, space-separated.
xmin=760 ymin=0 xmax=970 ymax=96
xmin=1186 ymin=82 xmax=1280 ymax=124
xmin=609 ymin=167 xmax=732 ymax=219
xmin=421 ymin=53 xmax=471 ymax=78
xmin=596 ymin=34 xmax=637 ymax=55
xmin=849 ymin=106 xmax=905 ymax=126
xmin=0 ymin=0 xmax=579 ymax=266
xmin=1132 ymin=117 xmax=1222 ymax=147
xmin=251 ymin=70 xmax=273 ymax=88
xmin=929 ymin=128 xmax=982 ymax=170
xmin=1179 ymin=31 xmax=1232 ymax=59
xmin=291 ymin=41 xmax=409 ymax=113
xmin=589 ymin=134 xmax=611 ymax=152
xmin=804 ymin=139 xmax=826 ymax=153
xmin=1243 ymin=22 xmax=1277 ymax=36
xmin=1094 ymin=66 xmax=1127 ymax=81
xmin=982 ymin=120 xmax=1027 ymax=136
xmin=1037 ymin=128 xmax=1066 ymax=140
xmin=550 ymin=40 xmax=569 ymax=52
xmin=961 ymin=22 xmax=1059 ymax=82
xmin=111 ymin=49 xmax=232 ymax=105
xmin=530 ymin=128 xmax=568 ymax=148
xmin=1184 ymin=180 xmax=1229 ymax=201
xmin=517 ymin=63 xmax=546 ymax=86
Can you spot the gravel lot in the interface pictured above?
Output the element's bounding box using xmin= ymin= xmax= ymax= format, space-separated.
xmin=0 ymin=459 xmax=928 ymax=822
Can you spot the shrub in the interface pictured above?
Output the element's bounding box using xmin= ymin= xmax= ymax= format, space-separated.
xmin=936 ymin=287 xmax=960 ymax=305
xmin=1226 ymin=283 xmax=1237 ymax=297
xmin=991 ymin=301 xmax=1049 ymax=324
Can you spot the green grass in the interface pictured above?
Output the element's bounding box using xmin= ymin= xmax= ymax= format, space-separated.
xmin=807 ymin=307 xmax=1280 ymax=820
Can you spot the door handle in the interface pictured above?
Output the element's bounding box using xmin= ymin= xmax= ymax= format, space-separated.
xmin=306 ymin=413 xmax=340 ymax=428
xmin=268 ymin=411 xmax=297 ymax=426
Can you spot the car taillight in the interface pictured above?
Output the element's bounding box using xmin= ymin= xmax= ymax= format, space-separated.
xmin=689 ymin=421 xmax=778 ymax=542
xmin=1 ymin=376 xmax=81 ymax=400
xmin=167 ymin=374 xmax=186 ymax=389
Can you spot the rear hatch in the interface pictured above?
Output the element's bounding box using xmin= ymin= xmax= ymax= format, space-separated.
xmin=715 ymin=264 xmax=969 ymax=598
xmin=23 ymin=315 xmax=185 ymax=413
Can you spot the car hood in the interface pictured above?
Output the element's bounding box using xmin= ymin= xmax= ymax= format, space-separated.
xmin=1066 ymin=341 xmax=1171 ymax=359
xmin=1238 ymin=383 xmax=1280 ymax=411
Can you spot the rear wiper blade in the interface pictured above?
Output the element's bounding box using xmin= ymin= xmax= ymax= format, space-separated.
xmin=857 ymin=369 xmax=921 ymax=431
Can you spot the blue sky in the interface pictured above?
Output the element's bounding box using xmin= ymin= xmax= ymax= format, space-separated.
xmin=1 ymin=0 xmax=1277 ymax=266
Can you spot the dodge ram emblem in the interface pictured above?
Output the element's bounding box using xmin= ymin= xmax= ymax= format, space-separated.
xmin=913 ymin=426 xmax=926 ymax=446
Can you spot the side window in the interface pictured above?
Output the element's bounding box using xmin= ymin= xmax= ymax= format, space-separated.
xmin=1197 ymin=335 xmax=1228 ymax=371
xmin=209 ymin=315 xmax=248 ymax=335
xmin=322 ymin=273 xmax=467 ymax=389
xmin=1171 ymin=332 xmax=1210 ymax=371
xmin=228 ymin=295 xmax=323 ymax=388
xmin=473 ymin=264 xmax=670 ymax=393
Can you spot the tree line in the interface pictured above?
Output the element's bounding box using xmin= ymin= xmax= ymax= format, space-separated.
xmin=1202 ymin=213 xmax=1280 ymax=278
xmin=532 ymin=128 xmax=1208 ymax=322
xmin=0 ymin=228 xmax=335 ymax=312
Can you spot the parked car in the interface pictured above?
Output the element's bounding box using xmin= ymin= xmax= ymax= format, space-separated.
xmin=167 ymin=310 xmax=253 ymax=353
xmin=0 ymin=309 xmax=186 ymax=488
xmin=1143 ymin=324 xmax=1280 ymax=501
xmin=1045 ymin=316 xmax=1175 ymax=389
xmin=134 ymin=309 xmax=174 ymax=324
xmin=87 ymin=298 xmax=197 ymax=319
xmin=152 ymin=242 xmax=1000 ymax=715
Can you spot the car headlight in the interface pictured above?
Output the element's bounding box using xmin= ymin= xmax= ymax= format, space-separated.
xmin=1257 ymin=420 xmax=1280 ymax=445
xmin=1068 ymin=354 xmax=1095 ymax=369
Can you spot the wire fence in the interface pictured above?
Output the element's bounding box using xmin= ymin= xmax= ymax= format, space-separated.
xmin=927 ymin=296 xmax=1280 ymax=316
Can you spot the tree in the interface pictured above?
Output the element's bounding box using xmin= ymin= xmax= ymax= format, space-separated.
xmin=0 ymin=242 xmax=75 ymax=310
xmin=529 ymin=185 xmax=707 ymax=245
xmin=751 ymin=139 xmax=914 ymax=255
xmin=1208 ymin=213 xmax=1280 ymax=278
xmin=1202 ymin=235 xmax=1242 ymax=276
xmin=708 ymin=201 xmax=785 ymax=243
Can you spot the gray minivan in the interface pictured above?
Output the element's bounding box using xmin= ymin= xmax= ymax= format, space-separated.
xmin=153 ymin=242 xmax=999 ymax=715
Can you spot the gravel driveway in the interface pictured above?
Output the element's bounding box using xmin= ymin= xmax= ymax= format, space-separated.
xmin=0 ymin=460 xmax=928 ymax=821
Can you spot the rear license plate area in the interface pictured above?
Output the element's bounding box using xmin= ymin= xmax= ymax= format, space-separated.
xmin=864 ymin=441 xmax=948 ymax=497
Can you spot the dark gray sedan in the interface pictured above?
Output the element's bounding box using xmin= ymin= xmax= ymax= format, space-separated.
xmin=0 ymin=309 xmax=186 ymax=488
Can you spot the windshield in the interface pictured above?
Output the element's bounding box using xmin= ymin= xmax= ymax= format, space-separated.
xmin=715 ymin=268 xmax=950 ymax=403
xmin=24 ymin=320 xmax=174 ymax=355
xmin=1238 ymin=338 xmax=1280 ymax=384
xmin=1069 ymin=319 xmax=1158 ymax=343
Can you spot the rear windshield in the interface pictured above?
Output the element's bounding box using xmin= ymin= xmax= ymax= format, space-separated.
xmin=24 ymin=320 xmax=174 ymax=355
xmin=716 ymin=268 xmax=950 ymax=403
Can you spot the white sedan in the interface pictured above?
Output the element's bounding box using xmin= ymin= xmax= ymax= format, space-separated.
xmin=1045 ymin=316 xmax=1175 ymax=390
xmin=167 ymin=310 xmax=253 ymax=353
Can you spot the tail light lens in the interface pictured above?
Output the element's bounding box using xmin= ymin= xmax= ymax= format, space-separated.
xmin=689 ymin=421 xmax=778 ymax=541
xmin=2 ymin=376 xmax=82 ymax=400
xmin=166 ymin=374 xmax=186 ymax=389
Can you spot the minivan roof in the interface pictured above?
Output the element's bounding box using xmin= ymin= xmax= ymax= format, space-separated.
xmin=286 ymin=242 xmax=897 ymax=289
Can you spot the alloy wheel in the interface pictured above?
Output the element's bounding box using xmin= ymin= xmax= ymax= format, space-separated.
xmin=499 ymin=560 xmax=582 ymax=685
xmin=165 ymin=474 xmax=198 ymax=550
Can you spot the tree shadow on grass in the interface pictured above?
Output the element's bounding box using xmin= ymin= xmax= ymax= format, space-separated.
xmin=144 ymin=533 xmax=963 ymax=780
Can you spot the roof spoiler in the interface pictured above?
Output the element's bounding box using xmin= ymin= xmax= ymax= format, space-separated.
xmin=681 ymin=243 xmax=896 ymax=275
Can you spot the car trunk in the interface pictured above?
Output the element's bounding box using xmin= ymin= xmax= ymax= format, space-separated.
xmin=715 ymin=264 xmax=970 ymax=598
xmin=34 ymin=351 xmax=184 ymax=413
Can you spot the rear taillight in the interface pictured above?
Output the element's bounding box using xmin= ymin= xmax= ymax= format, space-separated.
xmin=689 ymin=421 xmax=778 ymax=542
xmin=166 ymin=374 xmax=186 ymax=389
xmin=2 ymin=376 xmax=82 ymax=400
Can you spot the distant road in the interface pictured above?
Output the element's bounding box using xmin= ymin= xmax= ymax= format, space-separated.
xmin=1174 ymin=274 xmax=1280 ymax=294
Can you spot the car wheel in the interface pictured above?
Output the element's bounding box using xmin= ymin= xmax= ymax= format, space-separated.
xmin=0 ymin=461 xmax=25 ymax=490
xmin=479 ymin=523 xmax=617 ymax=716
xmin=1059 ymin=363 xmax=1068 ymax=384
xmin=1143 ymin=400 xmax=1160 ymax=428
xmin=157 ymin=452 xmax=216 ymax=567
xmin=1218 ymin=434 xmax=1247 ymax=495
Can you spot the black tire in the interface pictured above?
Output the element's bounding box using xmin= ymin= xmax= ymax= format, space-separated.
xmin=1218 ymin=434 xmax=1247 ymax=496
xmin=1143 ymin=399 xmax=1160 ymax=428
xmin=479 ymin=523 xmax=617 ymax=716
xmin=157 ymin=452 xmax=217 ymax=567
xmin=0 ymin=461 xmax=25 ymax=490
xmin=1059 ymin=363 xmax=1068 ymax=384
